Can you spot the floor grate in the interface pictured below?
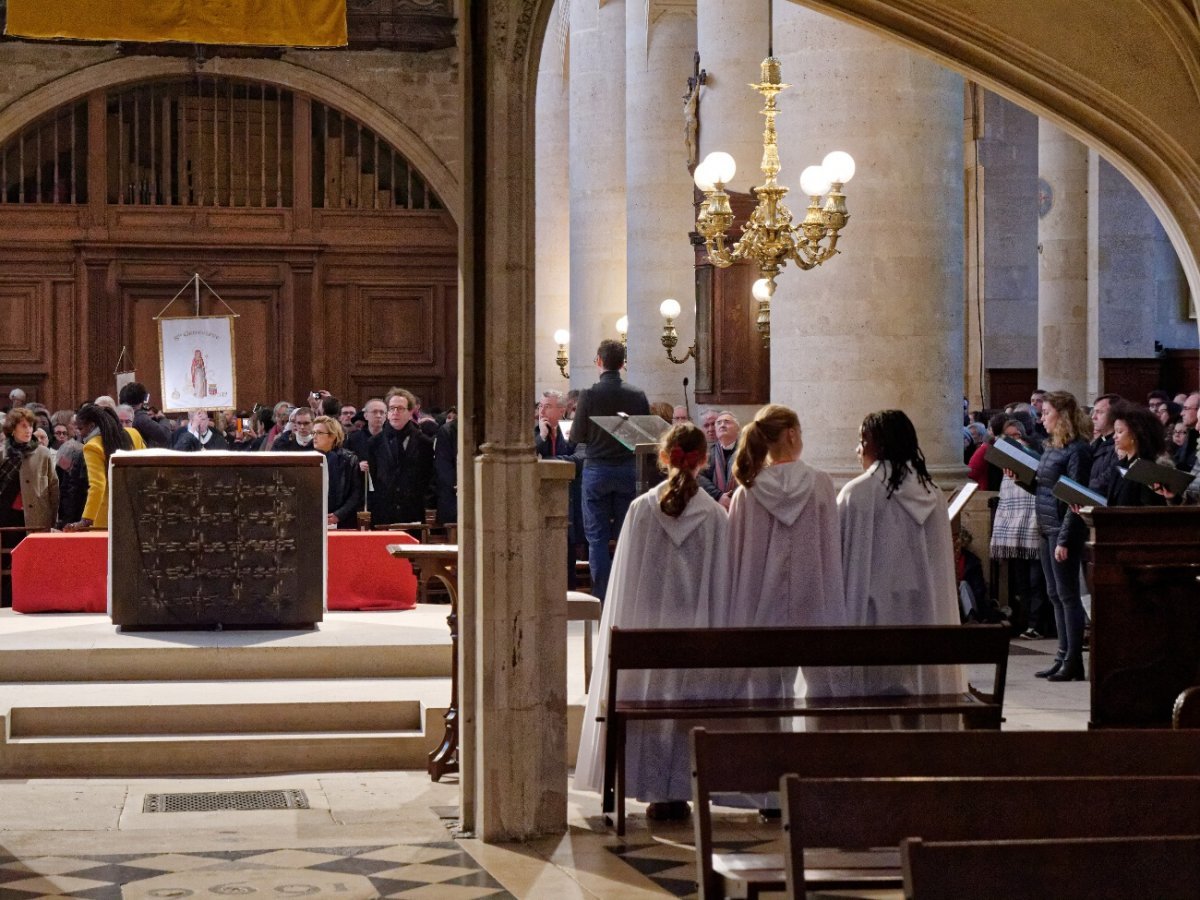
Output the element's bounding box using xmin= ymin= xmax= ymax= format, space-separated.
xmin=143 ymin=789 xmax=310 ymax=813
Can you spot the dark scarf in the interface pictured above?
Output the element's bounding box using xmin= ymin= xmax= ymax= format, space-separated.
xmin=0 ymin=438 xmax=37 ymax=506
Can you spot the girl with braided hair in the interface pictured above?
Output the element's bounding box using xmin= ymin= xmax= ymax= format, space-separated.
xmin=727 ymin=404 xmax=845 ymax=700
xmin=575 ymin=423 xmax=730 ymax=821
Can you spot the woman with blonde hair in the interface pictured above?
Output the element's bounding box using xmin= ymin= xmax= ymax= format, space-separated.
xmin=312 ymin=415 xmax=363 ymax=528
xmin=1029 ymin=390 xmax=1093 ymax=681
xmin=728 ymin=404 xmax=844 ymax=699
xmin=575 ymin=422 xmax=729 ymax=821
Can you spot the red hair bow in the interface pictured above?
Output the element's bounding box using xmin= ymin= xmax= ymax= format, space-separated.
xmin=669 ymin=446 xmax=705 ymax=469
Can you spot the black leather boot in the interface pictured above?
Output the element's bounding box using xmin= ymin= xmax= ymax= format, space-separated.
xmin=1047 ymin=655 xmax=1085 ymax=682
xmin=1035 ymin=658 xmax=1064 ymax=678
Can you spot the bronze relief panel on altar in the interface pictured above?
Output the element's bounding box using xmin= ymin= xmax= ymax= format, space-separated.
xmin=109 ymin=453 xmax=325 ymax=630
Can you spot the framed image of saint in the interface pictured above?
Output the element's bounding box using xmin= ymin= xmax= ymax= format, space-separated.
xmin=158 ymin=316 xmax=238 ymax=412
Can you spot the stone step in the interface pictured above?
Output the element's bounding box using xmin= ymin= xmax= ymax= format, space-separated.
xmin=0 ymin=709 xmax=447 ymax=776
xmin=9 ymin=699 xmax=425 ymax=738
xmin=0 ymin=613 xmax=452 ymax=683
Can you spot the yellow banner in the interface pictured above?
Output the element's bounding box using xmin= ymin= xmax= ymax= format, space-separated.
xmin=5 ymin=0 xmax=347 ymax=47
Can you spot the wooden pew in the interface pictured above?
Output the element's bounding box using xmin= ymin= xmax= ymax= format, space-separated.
xmin=691 ymin=728 xmax=1200 ymax=900
xmin=603 ymin=623 xmax=1009 ymax=836
xmin=901 ymin=835 xmax=1200 ymax=900
xmin=782 ymin=774 xmax=1200 ymax=900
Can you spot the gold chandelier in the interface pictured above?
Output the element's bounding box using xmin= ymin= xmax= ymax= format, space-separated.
xmin=693 ymin=55 xmax=855 ymax=347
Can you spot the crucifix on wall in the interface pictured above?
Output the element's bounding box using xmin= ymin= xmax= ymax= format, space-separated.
xmin=683 ymin=51 xmax=706 ymax=171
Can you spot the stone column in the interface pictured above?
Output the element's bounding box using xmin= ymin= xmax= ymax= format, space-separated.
xmin=966 ymin=88 xmax=1039 ymax=407
xmin=535 ymin=9 xmax=572 ymax=398
xmin=695 ymin=0 xmax=769 ymax=195
xmin=624 ymin=0 xmax=697 ymax=407
xmin=1037 ymin=120 xmax=1089 ymax=401
xmin=569 ymin=0 xmax=627 ymax=388
xmin=462 ymin=0 xmax=572 ymax=842
xmin=768 ymin=6 xmax=965 ymax=478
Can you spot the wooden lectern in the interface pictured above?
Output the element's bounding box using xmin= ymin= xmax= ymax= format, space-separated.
xmin=1082 ymin=506 xmax=1200 ymax=728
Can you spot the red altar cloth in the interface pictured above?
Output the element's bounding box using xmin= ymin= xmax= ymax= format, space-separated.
xmin=12 ymin=532 xmax=109 ymax=613
xmin=11 ymin=530 xmax=420 ymax=613
xmin=325 ymin=530 xmax=419 ymax=611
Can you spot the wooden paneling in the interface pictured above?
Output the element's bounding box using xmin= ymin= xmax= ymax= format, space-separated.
xmin=1101 ymin=359 xmax=1162 ymax=403
xmin=987 ymin=368 xmax=1037 ymax=408
xmin=0 ymin=77 xmax=459 ymax=414
xmin=1162 ymin=349 xmax=1199 ymax=395
xmin=0 ymin=281 xmax=45 ymax=363
xmin=128 ymin=286 xmax=277 ymax=412
xmin=692 ymin=188 xmax=770 ymax=407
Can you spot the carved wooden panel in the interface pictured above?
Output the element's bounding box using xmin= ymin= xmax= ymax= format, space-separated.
xmin=0 ymin=281 xmax=45 ymax=365
xmin=357 ymin=284 xmax=437 ymax=365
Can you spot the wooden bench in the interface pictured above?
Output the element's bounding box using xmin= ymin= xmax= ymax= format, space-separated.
xmin=691 ymin=728 xmax=1200 ymax=899
xmin=603 ymin=624 xmax=1009 ymax=835
xmin=782 ymin=774 xmax=1200 ymax=900
xmin=901 ymin=834 xmax=1200 ymax=899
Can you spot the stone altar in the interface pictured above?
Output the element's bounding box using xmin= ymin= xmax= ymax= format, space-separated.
xmin=109 ymin=451 xmax=326 ymax=629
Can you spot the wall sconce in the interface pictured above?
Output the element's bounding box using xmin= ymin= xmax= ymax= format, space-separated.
xmin=616 ymin=315 xmax=628 ymax=347
xmin=554 ymin=329 xmax=570 ymax=379
xmin=659 ymin=298 xmax=696 ymax=365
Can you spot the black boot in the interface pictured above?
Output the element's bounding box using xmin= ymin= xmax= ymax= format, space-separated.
xmin=1035 ymin=658 xmax=1064 ymax=679
xmin=1047 ymin=655 xmax=1085 ymax=682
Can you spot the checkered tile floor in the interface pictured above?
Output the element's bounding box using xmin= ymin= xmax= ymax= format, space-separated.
xmin=0 ymin=842 xmax=513 ymax=899
xmin=608 ymin=836 xmax=780 ymax=899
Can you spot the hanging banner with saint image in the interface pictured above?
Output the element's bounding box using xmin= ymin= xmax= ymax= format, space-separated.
xmin=158 ymin=316 xmax=237 ymax=413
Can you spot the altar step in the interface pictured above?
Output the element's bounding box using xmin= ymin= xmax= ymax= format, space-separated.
xmin=0 ymin=681 xmax=450 ymax=777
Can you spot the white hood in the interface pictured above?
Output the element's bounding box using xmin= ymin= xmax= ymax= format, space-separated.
xmin=746 ymin=459 xmax=816 ymax=527
xmin=872 ymin=460 xmax=941 ymax=525
xmin=649 ymin=481 xmax=720 ymax=546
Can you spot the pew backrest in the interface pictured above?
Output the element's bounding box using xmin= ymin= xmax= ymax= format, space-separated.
xmin=900 ymin=835 xmax=1200 ymax=900
xmin=691 ymin=728 xmax=1200 ymax=900
xmin=781 ymin=774 xmax=1200 ymax=900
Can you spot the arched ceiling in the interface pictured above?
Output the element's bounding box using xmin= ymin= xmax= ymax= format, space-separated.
xmin=789 ymin=0 xmax=1200 ymax=304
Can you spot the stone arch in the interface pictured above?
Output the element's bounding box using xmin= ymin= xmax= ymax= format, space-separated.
xmin=0 ymin=54 xmax=461 ymax=223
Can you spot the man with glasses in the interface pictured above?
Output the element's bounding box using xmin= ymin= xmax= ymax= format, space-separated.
xmin=366 ymin=387 xmax=434 ymax=527
xmin=339 ymin=404 xmax=357 ymax=429
xmin=274 ymin=408 xmax=316 ymax=451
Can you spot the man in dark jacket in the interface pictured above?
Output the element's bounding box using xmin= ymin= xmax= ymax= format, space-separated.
xmin=117 ymin=381 xmax=171 ymax=448
xmin=366 ymin=388 xmax=434 ymax=527
xmin=572 ymin=339 xmax=649 ymax=601
xmin=1087 ymin=393 xmax=1121 ymax=496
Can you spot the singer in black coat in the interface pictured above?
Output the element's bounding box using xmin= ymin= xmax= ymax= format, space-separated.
xmin=325 ymin=447 xmax=365 ymax=528
xmin=366 ymin=420 xmax=435 ymax=526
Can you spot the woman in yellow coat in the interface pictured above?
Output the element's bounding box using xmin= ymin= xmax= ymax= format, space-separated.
xmin=63 ymin=404 xmax=132 ymax=531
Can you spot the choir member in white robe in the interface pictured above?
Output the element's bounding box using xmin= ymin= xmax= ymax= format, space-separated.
xmin=837 ymin=410 xmax=965 ymax=704
xmin=727 ymin=404 xmax=846 ymax=700
xmin=574 ymin=423 xmax=729 ymax=817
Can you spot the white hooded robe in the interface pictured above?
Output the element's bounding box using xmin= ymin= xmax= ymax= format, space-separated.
xmin=726 ymin=459 xmax=846 ymax=699
xmin=574 ymin=482 xmax=730 ymax=803
xmin=836 ymin=461 xmax=965 ymax=699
